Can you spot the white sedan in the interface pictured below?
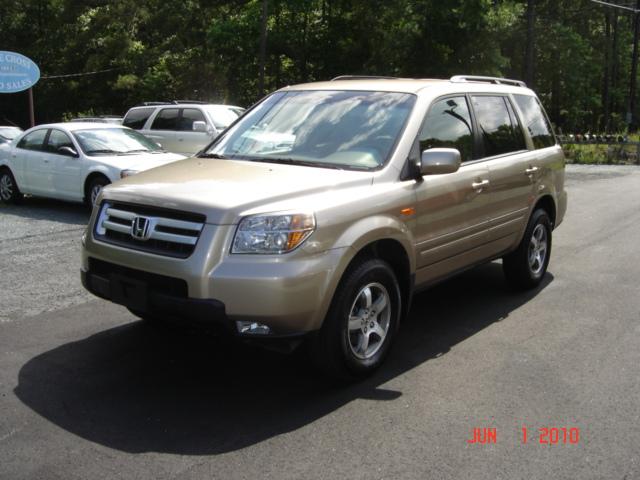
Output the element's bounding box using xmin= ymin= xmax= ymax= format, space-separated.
xmin=0 ymin=122 xmax=186 ymax=206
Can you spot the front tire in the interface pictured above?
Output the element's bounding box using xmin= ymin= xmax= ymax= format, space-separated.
xmin=85 ymin=175 xmax=110 ymax=208
xmin=310 ymin=258 xmax=401 ymax=381
xmin=503 ymin=208 xmax=552 ymax=290
xmin=0 ymin=168 xmax=23 ymax=204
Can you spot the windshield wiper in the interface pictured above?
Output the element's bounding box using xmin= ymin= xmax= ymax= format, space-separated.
xmin=199 ymin=152 xmax=228 ymax=159
xmin=86 ymin=149 xmax=124 ymax=155
xmin=122 ymin=148 xmax=151 ymax=154
xmin=248 ymin=157 xmax=351 ymax=170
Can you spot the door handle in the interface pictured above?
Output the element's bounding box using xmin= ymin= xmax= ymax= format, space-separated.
xmin=525 ymin=166 xmax=539 ymax=175
xmin=472 ymin=179 xmax=490 ymax=191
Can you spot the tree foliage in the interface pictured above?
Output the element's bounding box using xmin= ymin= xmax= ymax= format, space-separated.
xmin=0 ymin=0 xmax=635 ymax=132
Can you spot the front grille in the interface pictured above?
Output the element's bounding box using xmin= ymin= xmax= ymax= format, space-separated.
xmin=93 ymin=201 xmax=206 ymax=258
xmin=89 ymin=257 xmax=188 ymax=297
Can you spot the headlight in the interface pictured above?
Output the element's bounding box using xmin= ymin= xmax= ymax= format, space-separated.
xmin=232 ymin=212 xmax=315 ymax=254
xmin=120 ymin=169 xmax=139 ymax=179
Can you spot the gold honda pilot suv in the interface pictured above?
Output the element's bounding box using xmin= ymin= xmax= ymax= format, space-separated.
xmin=81 ymin=75 xmax=567 ymax=379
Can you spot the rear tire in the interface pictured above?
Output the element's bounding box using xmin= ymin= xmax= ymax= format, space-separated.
xmin=0 ymin=168 xmax=23 ymax=204
xmin=503 ymin=208 xmax=552 ymax=290
xmin=310 ymin=258 xmax=401 ymax=381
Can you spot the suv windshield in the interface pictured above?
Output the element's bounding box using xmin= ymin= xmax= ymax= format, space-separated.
xmin=72 ymin=128 xmax=162 ymax=155
xmin=204 ymin=90 xmax=416 ymax=170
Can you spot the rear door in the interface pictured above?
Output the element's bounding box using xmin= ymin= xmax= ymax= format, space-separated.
xmin=470 ymin=95 xmax=533 ymax=252
xmin=413 ymin=95 xmax=493 ymax=284
xmin=146 ymin=108 xmax=180 ymax=152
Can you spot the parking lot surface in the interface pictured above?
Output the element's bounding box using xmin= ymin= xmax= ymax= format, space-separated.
xmin=1 ymin=165 xmax=639 ymax=479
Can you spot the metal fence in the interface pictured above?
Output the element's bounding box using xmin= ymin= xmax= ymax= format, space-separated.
xmin=558 ymin=138 xmax=640 ymax=165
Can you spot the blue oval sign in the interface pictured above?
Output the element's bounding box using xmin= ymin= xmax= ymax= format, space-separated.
xmin=0 ymin=51 xmax=40 ymax=93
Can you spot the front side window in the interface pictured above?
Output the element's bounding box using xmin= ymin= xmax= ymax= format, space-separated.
xmin=122 ymin=108 xmax=155 ymax=130
xmin=514 ymin=94 xmax=555 ymax=149
xmin=72 ymin=128 xmax=162 ymax=155
xmin=419 ymin=96 xmax=473 ymax=162
xmin=472 ymin=96 xmax=526 ymax=157
xmin=47 ymin=130 xmax=74 ymax=154
xmin=17 ymin=129 xmax=48 ymax=151
xmin=205 ymin=90 xmax=416 ymax=170
xmin=178 ymin=108 xmax=207 ymax=131
xmin=151 ymin=108 xmax=180 ymax=130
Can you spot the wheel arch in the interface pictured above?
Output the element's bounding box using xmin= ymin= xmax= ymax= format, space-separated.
xmin=533 ymin=194 xmax=557 ymax=228
xmin=83 ymin=170 xmax=111 ymax=203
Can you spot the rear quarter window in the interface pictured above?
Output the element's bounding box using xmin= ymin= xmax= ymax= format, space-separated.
xmin=123 ymin=108 xmax=155 ymax=130
xmin=513 ymin=94 xmax=556 ymax=149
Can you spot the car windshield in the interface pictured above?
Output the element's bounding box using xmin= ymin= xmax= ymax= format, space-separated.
xmin=204 ymin=105 xmax=244 ymax=129
xmin=0 ymin=127 xmax=23 ymax=142
xmin=203 ymin=90 xmax=416 ymax=170
xmin=72 ymin=128 xmax=162 ymax=155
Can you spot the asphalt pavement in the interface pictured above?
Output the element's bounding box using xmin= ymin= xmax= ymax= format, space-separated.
xmin=1 ymin=165 xmax=639 ymax=479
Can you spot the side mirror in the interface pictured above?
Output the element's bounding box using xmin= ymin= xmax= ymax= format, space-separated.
xmin=420 ymin=148 xmax=461 ymax=175
xmin=58 ymin=146 xmax=79 ymax=157
xmin=193 ymin=121 xmax=208 ymax=133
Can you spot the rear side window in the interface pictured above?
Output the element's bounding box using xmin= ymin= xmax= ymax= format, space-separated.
xmin=47 ymin=130 xmax=74 ymax=153
xmin=513 ymin=94 xmax=555 ymax=149
xmin=178 ymin=108 xmax=206 ymax=131
xmin=471 ymin=96 xmax=526 ymax=157
xmin=151 ymin=108 xmax=180 ymax=130
xmin=17 ymin=129 xmax=48 ymax=151
xmin=419 ymin=96 xmax=473 ymax=162
xmin=123 ymin=108 xmax=155 ymax=130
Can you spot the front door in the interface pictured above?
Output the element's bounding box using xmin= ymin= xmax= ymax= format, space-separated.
xmin=412 ymin=96 xmax=493 ymax=286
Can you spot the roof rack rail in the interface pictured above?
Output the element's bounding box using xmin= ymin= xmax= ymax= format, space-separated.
xmin=450 ymin=75 xmax=526 ymax=88
xmin=331 ymin=75 xmax=400 ymax=81
xmin=172 ymin=100 xmax=207 ymax=104
xmin=135 ymin=101 xmax=172 ymax=107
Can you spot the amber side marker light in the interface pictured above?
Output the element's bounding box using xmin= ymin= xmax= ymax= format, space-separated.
xmin=400 ymin=207 xmax=415 ymax=216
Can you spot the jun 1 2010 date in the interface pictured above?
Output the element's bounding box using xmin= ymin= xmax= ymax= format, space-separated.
xmin=467 ymin=427 xmax=581 ymax=445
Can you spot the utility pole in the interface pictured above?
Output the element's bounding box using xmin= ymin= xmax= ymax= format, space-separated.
xmin=591 ymin=0 xmax=640 ymax=131
xmin=524 ymin=0 xmax=536 ymax=88
xmin=258 ymin=0 xmax=268 ymax=96
xmin=629 ymin=0 xmax=640 ymax=131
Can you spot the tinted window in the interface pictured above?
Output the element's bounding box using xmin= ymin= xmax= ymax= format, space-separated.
xmin=178 ymin=108 xmax=206 ymax=131
xmin=17 ymin=129 xmax=48 ymax=151
xmin=514 ymin=94 xmax=555 ymax=149
xmin=151 ymin=108 xmax=180 ymax=130
xmin=123 ymin=108 xmax=155 ymax=129
xmin=472 ymin=96 xmax=526 ymax=157
xmin=47 ymin=130 xmax=74 ymax=154
xmin=419 ymin=96 xmax=473 ymax=162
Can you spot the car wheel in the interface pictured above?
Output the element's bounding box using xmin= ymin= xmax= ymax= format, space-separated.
xmin=0 ymin=168 xmax=23 ymax=204
xmin=311 ymin=257 xmax=401 ymax=380
xmin=86 ymin=176 xmax=110 ymax=207
xmin=502 ymin=208 xmax=552 ymax=290
xmin=127 ymin=308 xmax=165 ymax=325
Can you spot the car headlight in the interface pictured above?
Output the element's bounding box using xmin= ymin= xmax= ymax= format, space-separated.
xmin=120 ymin=169 xmax=139 ymax=179
xmin=232 ymin=212 xmax=315 ymax=254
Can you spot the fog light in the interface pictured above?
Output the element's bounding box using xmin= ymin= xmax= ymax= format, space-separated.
xmin=236 ymin=321 xmax=271 ymax=335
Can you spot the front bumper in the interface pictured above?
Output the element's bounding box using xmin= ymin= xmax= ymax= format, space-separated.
xmin=81 ymin=264 xmax=231 ymax=331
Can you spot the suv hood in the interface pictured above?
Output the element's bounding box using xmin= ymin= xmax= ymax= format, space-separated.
xmin=90 ymin=151 xmax=186 ymax=171
xmin=101 ymin=157 xmax=374 ymax=224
